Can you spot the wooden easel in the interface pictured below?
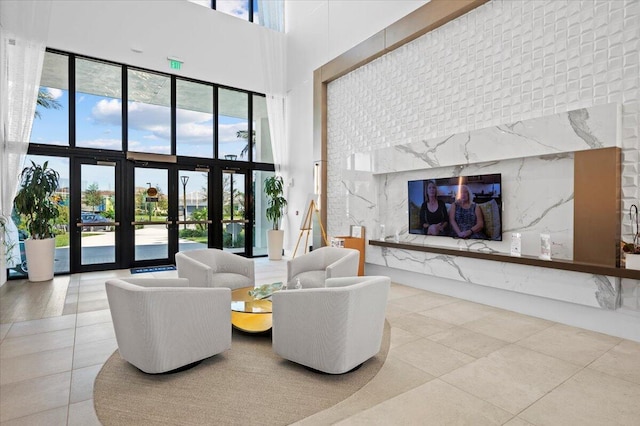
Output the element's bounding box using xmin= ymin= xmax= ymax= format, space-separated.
xmin=293 ymin=199 xmax=328 ymax=258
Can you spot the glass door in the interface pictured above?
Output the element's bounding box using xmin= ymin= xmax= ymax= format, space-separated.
xmin=74 ymin=159 xmax=122 ymax=272
xmin=177 ymin=168 xmax=211 ymax=254
xmin=131 ymin=165 xmax=172 ymax=264
xmin=222 ymin=170 xmax=249 ymax=254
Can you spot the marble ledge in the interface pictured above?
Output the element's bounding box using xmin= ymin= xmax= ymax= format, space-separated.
xmin=368 ymin=239 xmax=640 ymax=280
xmin=367 ymin=103 xmax=620 ymax=175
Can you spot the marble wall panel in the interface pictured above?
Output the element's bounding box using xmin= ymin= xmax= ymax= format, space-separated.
xmin=326 ymin=0 xmax=639 ymax=310
xmin=367 ymin=246 xmax=619 ymax=310
xmin=372 ymin=103 xmax=619 ymax=174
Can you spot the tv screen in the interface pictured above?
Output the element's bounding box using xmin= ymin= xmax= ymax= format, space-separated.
xmin=408 ymin=174 xmax=502 ymax=241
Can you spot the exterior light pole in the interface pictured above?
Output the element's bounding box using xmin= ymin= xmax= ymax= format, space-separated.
xmin=146 ymin=182 xmax=152 ymax=222
xmin=180 ymin=176 xmax=189 ymax=230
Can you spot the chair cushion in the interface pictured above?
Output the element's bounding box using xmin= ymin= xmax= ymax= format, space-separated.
xmin=213 ymin=273 xmax=253 ymax=290
xmin=288 ymin=271 xmax=326 ymax=288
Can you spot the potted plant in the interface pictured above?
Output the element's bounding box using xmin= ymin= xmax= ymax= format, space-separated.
xmin=264 ymin=175 xmax=287 ymax=260
xmin=622 ymin=204 xmax=640 ymax=270
xmin=13 ymin=160 xmax=60 ymax=281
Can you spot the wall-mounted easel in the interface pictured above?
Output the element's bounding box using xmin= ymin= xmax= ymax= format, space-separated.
xmin=293 ymin=199 xmax=328 ymax=258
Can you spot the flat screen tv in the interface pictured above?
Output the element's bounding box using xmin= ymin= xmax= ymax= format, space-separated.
xmin=408 ymin=173 xmax=502 ymax=241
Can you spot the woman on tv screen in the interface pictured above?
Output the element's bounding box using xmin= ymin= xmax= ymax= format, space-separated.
xmin=449 ymin=185 xmax=487 ymax=239
xmin=419 ymin=180 xmax=449 ymax=236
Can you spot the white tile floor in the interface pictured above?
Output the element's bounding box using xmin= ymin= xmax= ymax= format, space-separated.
xmin=1 ymin=258 xmax=640 ymax=425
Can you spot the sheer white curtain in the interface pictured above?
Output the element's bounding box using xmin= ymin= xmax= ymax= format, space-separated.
xmin=257 ymin=0 xmax=286 ymax=173
xmin=0 ymin=0 xmax=51 ymax=279
xmin=257 ymin=0 xmax=284 ymax=34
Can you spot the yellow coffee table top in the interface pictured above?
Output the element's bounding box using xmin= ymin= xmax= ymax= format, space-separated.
xmin=231 ymin=286 xmax=273 ymax=333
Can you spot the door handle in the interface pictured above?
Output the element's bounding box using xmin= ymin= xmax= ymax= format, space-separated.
xmin=176 ymin=220 xmax=213 ymax=225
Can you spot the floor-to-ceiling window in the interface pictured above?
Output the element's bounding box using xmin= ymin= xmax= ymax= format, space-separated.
xmin=8 ymin=49 xmax=275 ymax=279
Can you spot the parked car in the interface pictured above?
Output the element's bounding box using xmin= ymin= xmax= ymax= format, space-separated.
xmin=81 ymin=213 xmax=112 ymax=231
xmin=16 ymin=229 xmax=28 ymax=275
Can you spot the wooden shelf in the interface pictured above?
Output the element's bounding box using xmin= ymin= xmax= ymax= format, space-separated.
xmin=335 ymin=236 xmax=365 ymax=276
xmin=369 ymin=240 xmax=640 ymax=280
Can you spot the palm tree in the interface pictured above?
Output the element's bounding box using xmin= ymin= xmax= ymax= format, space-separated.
xmin=35 ymin=89 xmax=62 ymax=119
xmin=236 ymin=129 xmax=255 ymax=158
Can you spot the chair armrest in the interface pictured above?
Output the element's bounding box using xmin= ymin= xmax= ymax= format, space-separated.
xmin=220 ymin=252 xmax=255 ymax=280
xmin=118 ymin=278 xmax=190 ymax=288
xmin=325 ymin=276 xmax=375 ymax=288
xmin=273 ymin=287 xmax=351 ymax=334
xmin=176 ymin=253 xmax=213 ymax=287
xmin=326 ymin=250 xmax=359 ymax=278
xmin=287 ymin=250 xmax=322 ymax=280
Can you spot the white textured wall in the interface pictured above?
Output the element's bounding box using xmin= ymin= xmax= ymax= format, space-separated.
xmin=326 ymin=0 xmax=640 ymax=309
xmin=284 ymin=0 xmax=428 ymax=254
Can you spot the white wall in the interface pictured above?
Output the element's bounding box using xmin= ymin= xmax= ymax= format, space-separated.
xmin=46 ymin=0 xmax=272 ymax=94
xmin=283 ymin=0 xmax=428 ymax=253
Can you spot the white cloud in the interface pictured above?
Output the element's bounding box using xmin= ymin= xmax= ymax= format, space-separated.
xmin=47 ymin=88 xmax=63 ymax=99
xmin=92 ymin=99 xmax=122 ymax=126
xmin=177 ymin=123 xmax=213 ymax=140
xmin=127 ymin=101 xmax=171 ymax=138
xmin=77 ymin=138 xmax=122 ymax=149
xmin=218 ymin=122 xmax=247 ymax=144
xmin=127 ymin=139 xmax=170 ymax=155
xmin=89 ymin=99 xmax=247 ymax=150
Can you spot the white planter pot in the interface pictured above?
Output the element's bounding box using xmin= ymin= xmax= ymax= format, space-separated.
xmin=626 ymin=253 xmax=640 ymax=270
xmin=267 ymin=229 xmax=284 ymax=260
xmin=24 ymin=238 xmax=55 ymax=281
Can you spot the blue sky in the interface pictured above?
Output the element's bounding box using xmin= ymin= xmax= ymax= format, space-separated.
xmin=189 ymin=0 xmax=258 ymax=22
xmin=29 ymin=87 xmax=240 ymax=193
xmin=30 ymin=87 xmax=250 ymax=161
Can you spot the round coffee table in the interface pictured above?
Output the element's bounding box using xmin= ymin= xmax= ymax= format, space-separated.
xmin=231 ymin=286 xmax=273 ymax=333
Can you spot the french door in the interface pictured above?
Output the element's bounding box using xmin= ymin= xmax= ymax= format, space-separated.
xmin=130 ymin=163 xmax=174 ymax=265
xmin=221 ymin=168 xmax=250 ymax=255
xmin=72 ymin=158 xmax=123 ymax=273
xmin=128 ymin=162 xmax=251 ymax=266
xmin=68 ymin=159 xmax=253 ymax=273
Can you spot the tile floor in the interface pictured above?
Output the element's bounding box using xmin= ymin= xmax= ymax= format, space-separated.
xmin=1 ymin=259 xmax=640 ymax=425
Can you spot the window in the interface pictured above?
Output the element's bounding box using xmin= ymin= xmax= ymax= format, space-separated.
xmin=31 ymin=52 xmax=69 ymax=146
xmin=187 ymin=0 xmax=212 ymax=7
xmin=215 ymin=0 xmax=250 ymax=21
xmin=76 ymin=58 xmax=122 ymax=151
xmin=127 ymin=69 xmax=171 ymax=154
xmin=218 ymin=88 xmax=249 ymax=161
xmin=252 ymin=170 xmax=274 ymax=256
xmin=252 ymin=95 xmax=273 ymax=163
xmin=189 ymin=0 xmax=280 ymax=28
xmin=176 ymin=79 xmax=214 ymax=158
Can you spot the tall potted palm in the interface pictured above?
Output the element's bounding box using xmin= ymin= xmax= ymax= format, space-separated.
xmin=13 ymin=161 xmax=60 ymax=281
xmin=265 ymin=175 xmax=287 ymax=260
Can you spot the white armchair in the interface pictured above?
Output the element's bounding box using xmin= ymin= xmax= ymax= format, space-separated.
xmin=175 ymin=249 xmax=254 ymax=290
xmin=287 ymin=247 xmax=359 ymax=288
xmin=105 ymin=277 xmax=231 ymax=374
xmin=272 ymin=275 xmax=390 ymax=374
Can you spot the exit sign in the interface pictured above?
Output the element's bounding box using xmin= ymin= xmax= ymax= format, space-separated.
xmin=169 ymin=59 xmax=182 ymax=70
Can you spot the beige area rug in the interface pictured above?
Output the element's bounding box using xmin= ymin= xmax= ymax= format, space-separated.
xmin=94 ymin=321 xmax=390 ymax=425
